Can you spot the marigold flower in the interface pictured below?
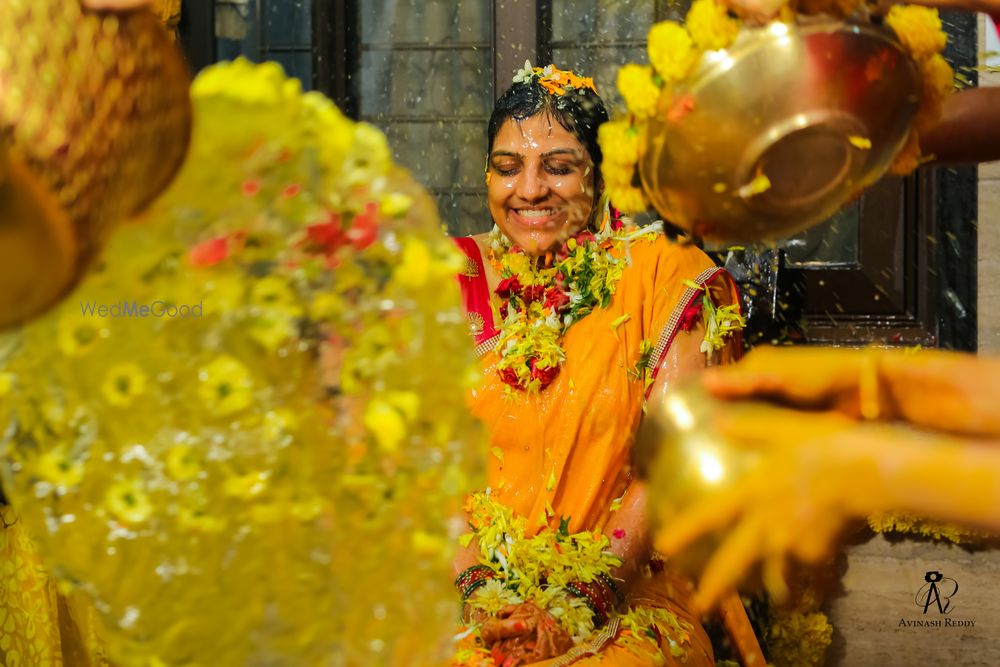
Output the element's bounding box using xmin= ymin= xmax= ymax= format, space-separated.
xmin=889 ymin=130 xmax=922 ymax=175
xmin=101 ymin=363 xmax=148 ymax=407
xmin=647 ymin=21 xmax=699 ymax=84
xmin=616 ymin=64 xmax=660 ymax=118
xmin=57 ymin=313 xmax=102 ymax=356
xmin=607 ymin=183 xmax=650 ymax=214
xmin=166 ymin=445 xmax=201 ymax=481
xmin=914 ymin=54 xmax=954 ymax=133
xmin=598 ymin=119 xmax=640 ymax=168
xmin=198 ymin=355 xmax=254 ymax=416
xmin=886 ymin=5 xmax=947 ymax=61
xmin=363 ymin=398 xmax=407 ymax=452
xmin=685 ymin=0 xmax=740 ymax=51
xmin=35 ymin=447 xmax=84 ymax=489
xmin=106 ymin=479 xmax=154 ymax=525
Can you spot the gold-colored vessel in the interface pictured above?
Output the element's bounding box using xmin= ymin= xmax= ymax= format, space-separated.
xmin=640 ymin=20 xmax=920 ymax=242
xmin=0 ymin=1 xmax=191 ymax=329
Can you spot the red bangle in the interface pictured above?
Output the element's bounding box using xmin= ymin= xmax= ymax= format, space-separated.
xmin=566 ymin=576 xmax=620 ymax=626
xmin=455 ymin=564 xmax=495 ymax=600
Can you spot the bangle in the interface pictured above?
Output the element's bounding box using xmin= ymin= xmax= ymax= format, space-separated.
xmin=597 ymin=572 xmax=625 ymax=605
xmin=566 ymin=578 xmax=617 ymax=627
xmin=455 ymin=564 xmax=495 ymax=600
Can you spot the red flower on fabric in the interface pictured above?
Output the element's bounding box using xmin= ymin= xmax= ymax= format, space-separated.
xmin=529 ymin=359 xmax=559 ymax=387
xmin=241 ymin=179 xmax=261 ymax=197
xmin=612 ymin=528 xmax=626 ymax=540
xmin=678 ymin=298 xmax=704 ymax=332
xmin=498 ymin=367 xmax=522 ymax=388
xmin=544 ymin=287 xmax=569 ymax=312
xmin=282 ymin=183 xmax=301 ymax=198
xmin=496 ymin=276 xmax=523 ymax=299
xmin=189 ymin=236 xmax=230 ymax=267
xmin=522 ymin=284 xmax=546 ymax=304
xmin=346 ymin=201 xmax=379 ymax=251
xmin=305 ymin=212 xmax=346 ymax=256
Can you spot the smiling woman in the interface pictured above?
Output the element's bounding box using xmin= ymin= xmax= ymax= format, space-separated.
xmin=450 ymin=65 xmax=763 ymax=667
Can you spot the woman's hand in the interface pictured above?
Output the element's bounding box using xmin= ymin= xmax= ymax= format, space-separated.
xmin=652 ymin=396 xmax=1000 ymax=611
xmin=704 ymin=346 xmax=1000 ymax=437
xmin=480 ymin=602 xmax=573 ymax=666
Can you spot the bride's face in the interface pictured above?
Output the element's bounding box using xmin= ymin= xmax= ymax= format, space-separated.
xmin=487 ymin=114 xmax=597 ymax=255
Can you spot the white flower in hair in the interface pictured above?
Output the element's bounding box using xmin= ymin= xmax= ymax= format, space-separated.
xmin=512 ymin=59 xmax=535 ymax=84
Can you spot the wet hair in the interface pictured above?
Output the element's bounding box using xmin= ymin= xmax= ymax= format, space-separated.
xmin=487 ymin=78 xmax=610 ymax=184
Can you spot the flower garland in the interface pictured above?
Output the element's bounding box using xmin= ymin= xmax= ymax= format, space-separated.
xmin=599 ymin=0 xmax=954 ymax=213
xmin=452 ymin=491 xmax=694 ymax=665
xmin=512 ymin=60 xmax=598 ymax=97
xmin=1 ymin=59 xmax=482 ymax=665
xmin=486 ymin=214 xmax=661 ymax=393
xmin=680 ymin=280 xmax=747 ymax=361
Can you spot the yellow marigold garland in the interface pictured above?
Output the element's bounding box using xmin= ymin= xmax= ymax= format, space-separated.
xmin=868 ymin=511 xmax=995 ymax=545
xmin=455 ymin=491 xmax=695 ymax=664
xmin=686 ymin=0 xmax=741 ymax=51
xmin=767 ymin=574 xmax=834 ymax=667
xmin=617 ymin=64 xmax=660 ymax=119
xmin=884 ymin=5 xmax=954 ymax=172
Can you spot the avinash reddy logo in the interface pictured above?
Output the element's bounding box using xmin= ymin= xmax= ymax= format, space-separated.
xmin=916 ymin=571 xmax=957 ymax=614
xmin=898 ymin=570 xmax=974 ymax=629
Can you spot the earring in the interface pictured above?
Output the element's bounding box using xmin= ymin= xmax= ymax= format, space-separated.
xmin=485 ymin=172 xmax=493 ymax=185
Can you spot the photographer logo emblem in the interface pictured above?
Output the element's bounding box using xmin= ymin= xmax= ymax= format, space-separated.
xmin=915 ymin=570 xmax=957 ymax=614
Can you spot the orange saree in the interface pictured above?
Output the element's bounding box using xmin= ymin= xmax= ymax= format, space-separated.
xmin=456 ymin=233 xmax=744 ymax=666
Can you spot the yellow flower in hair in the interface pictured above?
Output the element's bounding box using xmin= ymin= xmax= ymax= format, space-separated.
xmin=914 ymin=54 xmax=954 ymax=133
xmin=198 ymin=355 xmax=254 ymax=416
xmin=616 ymin=64 xmax=660 ymax=118
xmin=648 ymin=21 xmax=699 ymax=83
xmin=101 ymin=363 xmax=148 ymax=407
xmin=686 ymin=0 xmax=740 ymax=51
xmin=886 ymin=5 xmax=946 ymax=61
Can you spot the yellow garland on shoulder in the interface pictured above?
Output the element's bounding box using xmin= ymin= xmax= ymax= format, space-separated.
xmin=868 ymin=511 xmax=996 ymax=545
xmin=682 ymin=279 xmax=746 ymax=360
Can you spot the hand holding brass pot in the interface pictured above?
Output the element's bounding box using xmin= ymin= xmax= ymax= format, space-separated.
xmin=638 ymin=20 xmax=921 ymax=242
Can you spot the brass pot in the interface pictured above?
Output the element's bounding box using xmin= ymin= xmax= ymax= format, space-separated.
xmin=0 ymin=1 xmax=191 ymax=329
xmin=640 ymin=20 xmax=920 ymax=242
